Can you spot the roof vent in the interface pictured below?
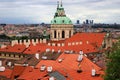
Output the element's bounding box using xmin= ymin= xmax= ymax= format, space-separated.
xmin=91 ymin=69 xmax=96 ymax=76
xmin=0 ymin=66 xmax=5 ymax=72
xmin=49 ymin=76 xmax=55 ymax=80
xmin=40 ymin=65 xmax=46 ymax=71
xmin=47 ymin=66 xmax=53 ymax=73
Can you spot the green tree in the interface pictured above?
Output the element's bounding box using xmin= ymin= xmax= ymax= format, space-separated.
xmin=105 ymin=40 xmax=120 ymax=80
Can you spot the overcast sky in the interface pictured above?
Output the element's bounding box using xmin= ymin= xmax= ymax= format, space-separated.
xmin=0 ymin=0 xmax=120 ymax=24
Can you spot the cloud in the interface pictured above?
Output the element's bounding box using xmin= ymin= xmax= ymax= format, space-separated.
xmin=0 ymin=0 xmax=120 ymax=24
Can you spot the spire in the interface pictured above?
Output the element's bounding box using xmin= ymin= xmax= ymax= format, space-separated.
xmin=60 ymin=0 xmax=63 ymax=7
xmin=57 ymin=1 xmax=59 ymax=8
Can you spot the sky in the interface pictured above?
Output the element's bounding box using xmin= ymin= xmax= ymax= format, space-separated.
xmin=0 ymin=0 xmax=120 ymax=24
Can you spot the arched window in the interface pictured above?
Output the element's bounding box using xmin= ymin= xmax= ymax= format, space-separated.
xmin=62 ymin=31 xmax=65 ymax=38
xmin=54 ymin=30 xmax=56 ymax=38
xmin=69 ymin=31 xmax=71 ymax=37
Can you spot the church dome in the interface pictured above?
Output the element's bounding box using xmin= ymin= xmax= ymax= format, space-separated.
xmin=51 ymin=16 xmax=72 ymax=24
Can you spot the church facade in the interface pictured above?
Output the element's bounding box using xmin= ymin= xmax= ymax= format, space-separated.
xmin=50 ymin=1 xmax=74 ymax=41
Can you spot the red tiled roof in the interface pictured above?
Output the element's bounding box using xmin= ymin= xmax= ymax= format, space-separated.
xmin=17 ymin=66 xmax=48 ymax=80
xmin=0 ymin=44 xmax=26 ymax=53
xmin=0 ymin=33 xmax=105 ymax=54
xmin=0 ymin=69 xmax=12 ymax=78
xmin=35 ymin=53 xmax=104 ymax=80
xmin=23 ymin=33 xmax=105 ymax=54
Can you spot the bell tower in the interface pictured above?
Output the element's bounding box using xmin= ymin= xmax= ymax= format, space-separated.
xmin=50 ymin=1 xmax=74 ymax=41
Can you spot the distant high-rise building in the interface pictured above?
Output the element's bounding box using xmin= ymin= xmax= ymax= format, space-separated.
xmin=76 ymin=20 xmax=80 ymax=24
xmin=86 ymin=19 xmax=89 ymax=24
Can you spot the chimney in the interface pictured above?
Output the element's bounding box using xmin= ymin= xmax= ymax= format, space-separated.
xmin=15 ymin=40 xmax=18 ymax=44
xmin=28 ymin=39 xmax=30 ymax=44
xmin=52 ymin=43 xmax=55 ymax=46
xmin=19 ymin=40 xmax=22 ymax=45
xmin=52 ymin=49 xmax=55 ymax=53
xmin=62 ymin=43 xmax=65 ymax=46
xmin=36 ymin=39 xmax=39 ymax=44
xmin=35 ymin=53 xmax=40 ymax=59
xmin=80 ymin=41 xmax=82 ymax=45
xmin=48 ymin=43 xmax=51 ymax=46
xmin=57 ymin=43 xmax=61 ymax=47
xmin=11 ymin=40 xmax=16 ymax=46
xmin=86 ymin=41 xmax=89 ymax=44
xmin=72 ymin=42 xmax=75 ymax=45
xmin=43 ymin=39 xmax=47 ymax=43
xmin=23 ymin=40 xmax=27 ymax=45
xmin=40 ymin=39 xmax=42 ymax=43
xmin=40 ymin=65 xmax=46 ymax=71
xmin=25 ymin=43 xmax=30 ymax=48
xmin=68 ymin=43 xmax=71 ymax=46
xmin=1 ymin=45 xmax=7 ymax=49
xmin=0 ymin=66 xmax=5 ymax=72
xmin=91 ymin=68 xmax=96 ymax=76
xmin=32 ymin=39 xmax=36 ymax=46
xmin=47 ymin=66 xmax=53 ymax=72
xmin=0 ymin=60 xmax=2 ymax=66
xmin=7 ymin=62 xmax=12 ymax=67
xmin=76 ymin=42 xmax=79 ymax=45
xmin=49 ymin=76 xmax=55 ymax=80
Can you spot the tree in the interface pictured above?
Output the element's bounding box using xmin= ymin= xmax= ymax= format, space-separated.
xmin=105 ymin=40 xmax=120 ymax=80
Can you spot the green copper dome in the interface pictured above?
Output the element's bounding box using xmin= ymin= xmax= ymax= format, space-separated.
xmin=51 ymin=16 xmax=72 ymax=24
